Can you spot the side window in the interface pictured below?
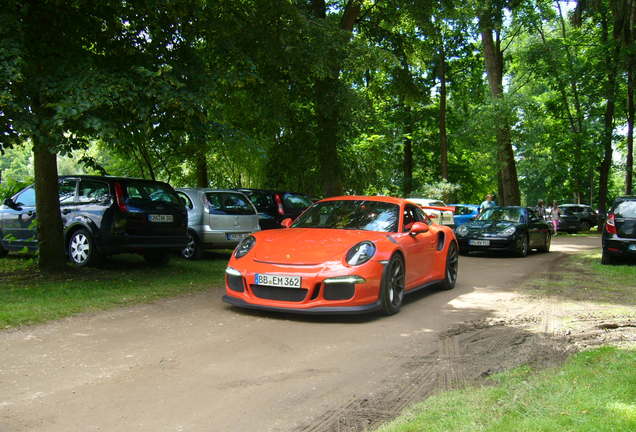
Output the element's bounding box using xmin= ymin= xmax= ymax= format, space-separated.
xmin=58 ymin=179 xmax=77 ymax=204
xmin=78 ymin=180 xmax=110 ymax=204
xmin=15 ymin=187 xmax=36 ymax=207
xmin=177 ymin=192 xmax=193 ymax=210
xmin=413 ymin=206 xmax=431 ymax=224
xmin=403 ymin=205 xmax=424 ymax=232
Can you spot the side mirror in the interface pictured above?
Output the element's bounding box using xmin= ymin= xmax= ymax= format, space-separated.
xmin=3 ymin=198 xmax=19 ymax=210
xmin=410 ymin=221 xmax=429 ymax=235
xmin=281 ymin=218 xmax=293 ymax=228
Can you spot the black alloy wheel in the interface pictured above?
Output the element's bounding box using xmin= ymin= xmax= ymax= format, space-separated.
xmin=580 ymin=222 xmax=590 ymax=232
xmin=68 ymin=228 xmax=99 ymax=267
xmin=538 ymin=232 xmax=551 ymax=253
xmin=380 ymin=253 xmax=405 ymax=315
xmin=515 ymin=234 xmax=529 ymax=257
xmin=181 ymin=231 xmax=202 ymax=260
xmin=439 ymin=242 xmax=459 ymax=290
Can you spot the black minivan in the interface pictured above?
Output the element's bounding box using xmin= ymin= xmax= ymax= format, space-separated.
xmin=602 ymin=196 xmax=636 ymax=265
xmin=0 ymin=176 xmax=187 ymax=266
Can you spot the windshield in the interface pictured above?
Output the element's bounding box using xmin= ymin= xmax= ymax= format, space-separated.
xmin=478 ymin=207 xmax=523 ymax=223
xmin=292 ymin=200 xmax=399 ymax=232
xmin=206 ymin=192 xmax=255 ymax=215
xmin=614 ymin=201 xmax=636 ymax=218
xmin=126 ymin=182 xmax=181 ymax=205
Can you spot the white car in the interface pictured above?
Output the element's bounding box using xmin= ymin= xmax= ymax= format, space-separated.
xmin=407 ymin=198 xmax=455 ymax=227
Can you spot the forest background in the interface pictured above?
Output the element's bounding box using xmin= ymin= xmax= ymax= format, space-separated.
xmin=1 ymin=0 xmax=634 ymax=268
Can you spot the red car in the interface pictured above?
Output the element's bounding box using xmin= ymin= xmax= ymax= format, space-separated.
xmin=223 ymin=196 xmax=459 ymax=315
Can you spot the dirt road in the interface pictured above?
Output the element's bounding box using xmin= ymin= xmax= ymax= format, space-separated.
xmin=0 ymin=237 xmax=600 ymax=432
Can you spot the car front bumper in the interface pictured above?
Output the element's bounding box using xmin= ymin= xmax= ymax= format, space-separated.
xmin=457 ymin=236 xmax=516 ymax=252
xmin=223 ymin=259 xmax=385 ymax=314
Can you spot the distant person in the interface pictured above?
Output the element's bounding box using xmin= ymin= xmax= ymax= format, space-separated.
xmin=535 ymin=199 xmax=546 ymax=219
xmin=550 ymin=200 xmax=560 ymax=235
xmin=479 ymin=194 xmax=496 ymax=213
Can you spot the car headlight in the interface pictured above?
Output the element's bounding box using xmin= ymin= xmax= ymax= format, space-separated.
xmin=346 ymin=241 xmax=376 ymax=266
xmin=501 ymin=226 xmax=516 ymax=236
xmin=456 ymin=225 xmax=469 ymax=236
xmin=234 ymin=235 xmax=256 ymax=258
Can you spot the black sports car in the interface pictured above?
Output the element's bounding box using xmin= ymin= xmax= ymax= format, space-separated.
xmin=455 ymin=206 xmax=552 ymax=257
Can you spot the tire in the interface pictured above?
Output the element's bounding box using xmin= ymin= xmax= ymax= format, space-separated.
xmin=0 ymin=240 xmax=8 ymax=258
xmin=380 ymin=253 xmax=405 ymax=316
xmin=67 ymin=228 xmax=99 ymax=267
xmin=143 ymin=251 xmax=171 ymax=266
xmin=181 ymin=231 xmax=202 ymax=260
xmin=580 ymin=222 xmax=590 ymax=232
xmin=515 ymin=234 xmax=529 ymax=258
xmin=601 ymin=249 xmax=615 ymax=265
xmin=439 ymin=242 xmax=459 ymax=290
xmin=538 ymin=232 xmax=551 ymax=253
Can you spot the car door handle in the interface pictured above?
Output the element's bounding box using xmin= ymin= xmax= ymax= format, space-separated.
xmin=62 ymin=209 xmax=72 ymax=215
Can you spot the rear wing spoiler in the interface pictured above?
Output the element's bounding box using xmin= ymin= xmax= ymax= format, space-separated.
xmin=418 ymin=205 xmax=455 ymax=213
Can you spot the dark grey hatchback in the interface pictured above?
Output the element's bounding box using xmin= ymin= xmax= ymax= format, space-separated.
xmin=602 ymin=196 xmax=636 ymax=265
xmin=0 ymin=176 xmax=187 ymax=266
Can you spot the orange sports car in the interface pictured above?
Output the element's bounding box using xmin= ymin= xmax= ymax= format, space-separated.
xmin=222 ymin=196 xmax=459 ymax=315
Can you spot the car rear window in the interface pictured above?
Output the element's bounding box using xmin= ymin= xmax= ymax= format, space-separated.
xmin=614 ymin=200 xmax=636 ymax=218
xmin=206 ymin=192 xmax=255 ymax=215
xmin=283 ymin=193 xmax=313 ymax=211
xmin=242 ymin=190 xmax=273 ymax=212
xmin=125 ymin=182 xmax=181 ymax=205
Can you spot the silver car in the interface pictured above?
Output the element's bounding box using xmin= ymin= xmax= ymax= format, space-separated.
xmin=175 ymin=188 xmax=260 ymax=259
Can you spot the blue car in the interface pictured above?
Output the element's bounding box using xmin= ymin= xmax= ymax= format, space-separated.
xmin=449 ymin=204 xmax=479 ymax=228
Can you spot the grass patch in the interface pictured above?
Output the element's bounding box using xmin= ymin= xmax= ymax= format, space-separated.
xmin=377 ymin=346 xmax=636 ymax=432
xmin=555 ymin=230 xmax=601 ymax=238
xmin=0 ymin=252 xmax=229 ymax=329
xmin=524 ymin=251 xmax=636 ymax=306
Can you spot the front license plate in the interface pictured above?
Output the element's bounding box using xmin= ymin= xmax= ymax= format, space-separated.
xmin=255 ymin=274 xmax=302 ymax=288
xmin=148 ymin=214 xmax=174 ymax=223
xmin=227 ymin=233 xmax=249 ymax=241
xmin=469 ymin=239 xmax=490 ymax=246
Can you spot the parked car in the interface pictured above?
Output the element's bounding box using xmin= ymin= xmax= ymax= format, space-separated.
xmin=0 ymin=176 xmax=188 ymax=266
xmin=455 ymin=206 xmax=551 ymax=257
xmin=449 ymin=204 xmax=479 ymax=228
xmin=557 ymin=204 xmax=599 ymax=232
xmin=235 ymin=188 xmax=314 ymax=230
xmin=602 ymin=196 xmax=636 ymax=265
xmin=407 ymin=198 xmax=455 ymax=227
xmin=175 ymin=188 xmax=260 ymax=259
xmin=223 ymin=196 xmax=458 ymax=315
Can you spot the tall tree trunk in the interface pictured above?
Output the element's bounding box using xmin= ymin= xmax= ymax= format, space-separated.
xmin=598 ymin=15 xmax=620 ymax=216
xmin=310 ymin=0 xmax=361 ymax=197
xmin=195 ymin=151 xmax=208 ymax=188
xmin=33 ymin=134 xmax=66 ymax=272
xmin=480 ymin=24 xmax=520 ymax=206
xmin=403 ymin=106 xmax=413 ymax=197
xmin=439 ymin=43 xmax=448 ymax=181
xmin=627 ymin=64 xmax=634 ymax=195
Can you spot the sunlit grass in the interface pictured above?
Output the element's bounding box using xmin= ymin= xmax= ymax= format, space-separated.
xmin=377 ymin=347 xmax=636 ymax=432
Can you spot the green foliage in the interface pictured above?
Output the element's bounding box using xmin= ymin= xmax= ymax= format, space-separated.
xmin=411 ymin=180 xmax=461 ymax=202
xmin=0 ymin=177 xmax=30 ymax=200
